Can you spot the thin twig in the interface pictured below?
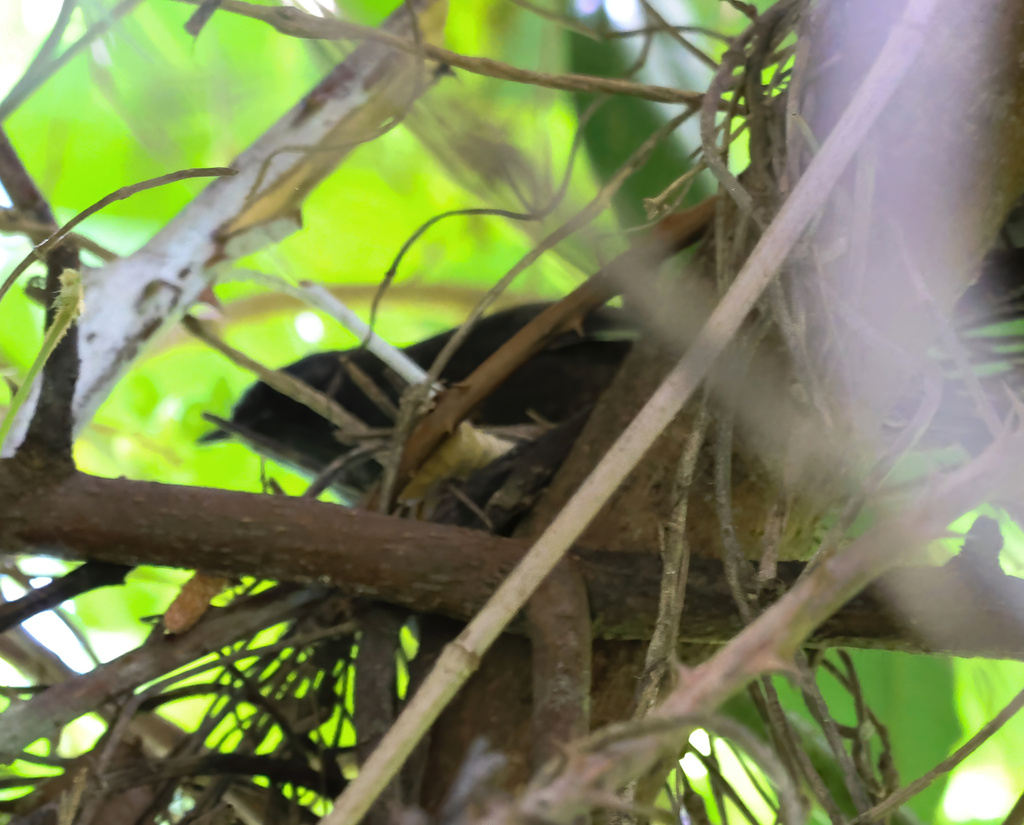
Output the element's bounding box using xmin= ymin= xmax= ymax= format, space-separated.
xmin=634 ymin=398 xmax=709 ymax=718
xmin=692 ymin=748 xmax=761 ymax=825
xmin=182 ymin=315 xmax=377 ymax=440
xmin=795 ymin=653 xmax=873 ymax=813
xmin=222 ymin=271 xmax=432 ymax=389
xmin=172 ymin=0 xmax=706 ymax=106
xmin=757 ymin=678 xmax=843 ymax=823
xmin=853 ymin=684 xmax=1024 ymax=823
xmin=637 ymin=0 xmax=718 ymax=70
xmin=0 ymin=208 xmax=116 ymax=260
xmin=609 ymin=24 xmax=732 ymax=44
xmin=367 ymin=80 xmax=597 ymax=326
xmin=303 ymin=445 xmax=382 ymax=499
xmin=0 ymin=167 xmax=237 ymax=306
xmin=505 ymin=0 xmax=603 ymax=40
xmin=300 ymin=281 xmax=433 ymax=389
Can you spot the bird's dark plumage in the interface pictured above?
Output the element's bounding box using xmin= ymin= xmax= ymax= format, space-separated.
xmin=202 ymin=303 xmax=636 ymax=492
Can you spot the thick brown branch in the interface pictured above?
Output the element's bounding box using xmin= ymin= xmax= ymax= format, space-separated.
xmin=2 ymin=466 xmax=1024 ymax=660
xmin=526 ymin=562 xmax=592 ymax=768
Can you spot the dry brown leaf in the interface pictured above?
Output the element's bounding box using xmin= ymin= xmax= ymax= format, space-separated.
xmin=163 ymin=572 xmax=232 ymax=634
xmin=399 ymin=421 xmax=514 ymax=503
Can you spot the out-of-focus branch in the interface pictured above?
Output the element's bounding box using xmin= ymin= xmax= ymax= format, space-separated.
xmin=0 ymin=0 xmax=145 ymax=124
xmin=171 ymin=0 xmax=705 ymax=106
xmin=482 ymin=435 xmax=1024 ymax=825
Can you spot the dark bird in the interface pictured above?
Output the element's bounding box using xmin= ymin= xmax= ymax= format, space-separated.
xmin=201 ymin=303 xmax=636 ymax=496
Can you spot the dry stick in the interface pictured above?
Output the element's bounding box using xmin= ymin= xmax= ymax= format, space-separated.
xmin=0 ymin=167 xmax=236 ymax=305
xmin=505 ymin=0 xmax=602 ymax=40
xmin=172 ymin=0 xmax=704 ymax=106
xmin=634 ymin=398 xmax=710 ymax=719
xmin=181 ymin=316 xmax=377 ymax=439
xmin=623 ymin=400 xmax=708 ymax=816
xmin=0 ymin=209 xmax=116 ymax=260
xmin=853 ymin=684 xmax=1024 ymax=823
xmin=322 ymin=0 xmax=940 ymax=821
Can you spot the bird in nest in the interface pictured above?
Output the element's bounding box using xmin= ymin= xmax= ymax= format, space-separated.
xmin=201 ymin=303 xmax=638 ymax=503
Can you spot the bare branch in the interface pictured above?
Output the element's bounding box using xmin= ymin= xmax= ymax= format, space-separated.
xmin=172 ymin=0 xmax=705 ymax=106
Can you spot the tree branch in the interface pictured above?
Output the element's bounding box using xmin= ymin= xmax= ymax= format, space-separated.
xmin=2 ymin=465 xmax=1023 ymax=660
xmin=171 ymin=0 xmax=705 ymax=106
